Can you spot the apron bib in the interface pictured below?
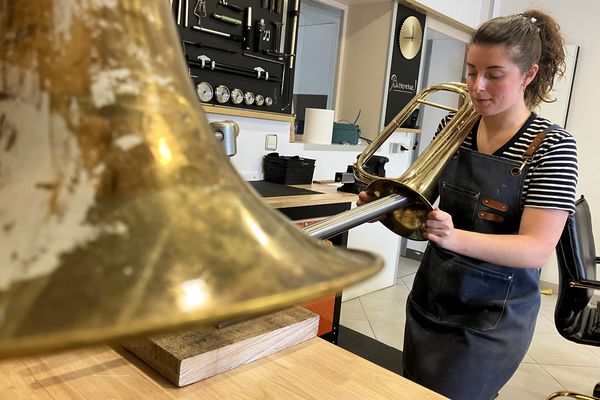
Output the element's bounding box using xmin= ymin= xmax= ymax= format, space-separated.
xmin=403 ymin=147 xmax=541 ymax=400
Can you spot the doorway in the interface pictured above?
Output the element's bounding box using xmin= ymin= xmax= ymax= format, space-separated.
xmin=292 ymin=0 xmax=343 ymax=134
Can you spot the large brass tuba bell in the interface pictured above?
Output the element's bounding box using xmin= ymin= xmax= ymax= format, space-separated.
xmin=0 ymin=1 xmax=382 ymax=358
xmin=304 ymin=83 xmax=479 ymax=240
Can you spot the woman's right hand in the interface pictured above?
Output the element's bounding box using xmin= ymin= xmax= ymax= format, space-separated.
xmin=357 ymin=190 xmax=386 ymax=222
xmin=356 ymin=190 xmax=377 ymax=206
xmin=356 ymin=190 xmax=378 ymax=206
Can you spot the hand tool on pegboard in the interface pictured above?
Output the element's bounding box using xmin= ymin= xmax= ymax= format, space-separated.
xmin=218 ymin=0 xmax=243 ymax=12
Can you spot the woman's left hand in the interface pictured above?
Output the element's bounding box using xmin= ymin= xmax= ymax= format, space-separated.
xmin=423 ymin=208 xmax=456 ymax=249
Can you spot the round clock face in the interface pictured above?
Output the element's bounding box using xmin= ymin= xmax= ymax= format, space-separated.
xmin=231 ymin=88 xmax=244 ymax=105
xmin=244 ymin=91 xmax=255 ymax=105
xmin=255 ymin=94 xmax=265 ymax=106
xmin=215 ymin=85 xmax=230 ymax=104
xmin=196 ymin=81 xmax=213 ymax=102
xmin=264 ymin=97 xmax=273 ymax=107
xmin=398 ymin=16 xmax=423 ymax=60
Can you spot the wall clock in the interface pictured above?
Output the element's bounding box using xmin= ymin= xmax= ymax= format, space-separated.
xmin=398 ymin=16 xmax=423 ymax=60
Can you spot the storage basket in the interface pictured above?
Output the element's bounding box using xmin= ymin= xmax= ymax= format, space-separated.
xmin=263 ymin=153 xmax=316 ymax=185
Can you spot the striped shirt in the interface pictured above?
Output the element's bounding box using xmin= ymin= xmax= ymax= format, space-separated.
xmin=437 ymin=112 xmax=578 ymax=214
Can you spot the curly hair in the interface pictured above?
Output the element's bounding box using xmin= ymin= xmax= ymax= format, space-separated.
xmin=471 ymin=9 xmax=566 ymax=109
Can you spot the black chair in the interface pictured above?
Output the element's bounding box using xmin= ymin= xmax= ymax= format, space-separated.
xmin=546 ymin=195 xmax=600 ymax=400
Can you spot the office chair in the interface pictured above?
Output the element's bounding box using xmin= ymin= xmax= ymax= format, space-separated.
xmin=546 ymin=195 xmax=600 ymax=400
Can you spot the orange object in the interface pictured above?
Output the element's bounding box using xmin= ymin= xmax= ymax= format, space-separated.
xmin=302 ymin=295 xmax=335 ymax=336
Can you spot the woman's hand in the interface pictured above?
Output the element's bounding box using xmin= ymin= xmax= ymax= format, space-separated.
xmin=356 ymin=190 xmax=385 ymax=222
xmin=356 ymin=190 xmax=378 ymax=207
xmin=422 ymin=208 xmax=456 ymax=249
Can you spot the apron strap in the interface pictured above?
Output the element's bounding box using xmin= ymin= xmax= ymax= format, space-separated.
xmin=512 ymin=124 xmax=561 ymax=176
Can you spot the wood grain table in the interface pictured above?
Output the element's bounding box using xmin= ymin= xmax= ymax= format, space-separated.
xmin=0 ymin=338 xmax=447 ymax=399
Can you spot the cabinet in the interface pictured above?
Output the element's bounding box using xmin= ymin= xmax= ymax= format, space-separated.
xmin=257 ymin=183 xmax=357 ymax=344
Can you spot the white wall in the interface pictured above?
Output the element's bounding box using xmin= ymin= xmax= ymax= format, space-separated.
xmin=495 ymin=0 xmax=600 ymax=286
xmin=337 ymin=1 xmax=394 ymax=140
xmin=210 ymin=110 xmax=415 ymax=298
xmin=294 ymin=0 xmax=343 ymax=110
xmin=408 ymin=0 xmax=485 ymax=29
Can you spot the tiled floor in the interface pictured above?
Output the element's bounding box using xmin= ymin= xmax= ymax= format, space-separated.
xmin=340 ymin=257 xmax=600 ymax=400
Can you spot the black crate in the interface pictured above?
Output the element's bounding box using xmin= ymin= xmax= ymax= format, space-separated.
xmin=263 ymin=153 xmax=316 ymax=185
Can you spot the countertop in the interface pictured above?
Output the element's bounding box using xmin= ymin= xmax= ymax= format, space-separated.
xmin=0 ymin=337 xmax=447 ymax=399
xmin=259 ymin=182 xmax=358 ymax=209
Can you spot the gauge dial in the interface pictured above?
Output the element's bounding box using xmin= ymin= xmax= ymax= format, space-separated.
xmin=196 ymin=81 xmax=213 ymax=102
xmin=215 ymin=85 xmax=231 ymax=104
xmin=231 ymin=88 xmax=244 ymax=105
xmin=244 ymin=91 xmax=255 ymax=105
xmin=265 ymin=96 xmax=273 ymax=107
xmin=255 ymin=94 xmax=265 ymax=106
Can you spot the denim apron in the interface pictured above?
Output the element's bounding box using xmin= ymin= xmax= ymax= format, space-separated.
xmin=402 ymin=136 xmax=549 ymax=399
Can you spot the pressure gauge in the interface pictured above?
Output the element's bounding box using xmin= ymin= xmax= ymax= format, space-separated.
xmin=196 ymin=81 xmax=213 ymax=102
xmin=231 ymin=88 xmax=244 ymax=105
xmin=265 ymin=96 xmax=273 ymax=107
xmin=255 ymin=94 xmax=265 ymax=106
xmin=244 ymin=91 xmax=255 ymax=105
xmin=215 ymin=85 xmax=230 ymax=104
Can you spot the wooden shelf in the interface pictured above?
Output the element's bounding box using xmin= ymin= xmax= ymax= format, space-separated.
xmin=202 ymin=104 xmax=296 ymax=123
xmin=202 ymin=105 xmax=297 ymax=140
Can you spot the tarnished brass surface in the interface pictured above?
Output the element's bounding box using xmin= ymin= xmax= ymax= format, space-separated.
xmin=355 ymin=83 xmax=479 ymax=240
xmin=0 ymin=1 xmax=382 ymax=358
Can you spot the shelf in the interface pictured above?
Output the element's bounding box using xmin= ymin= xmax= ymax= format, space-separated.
xmin=203 ymin=104 xmax=296 ymax=122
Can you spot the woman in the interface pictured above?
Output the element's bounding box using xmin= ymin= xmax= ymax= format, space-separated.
xmin=358 ymin=9 xmax=578 ymax=400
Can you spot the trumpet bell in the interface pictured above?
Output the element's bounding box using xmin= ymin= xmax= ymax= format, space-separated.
xmin=0 ymin=0 xmax=382 ymax=358
xmin=366 ymin=180 xmax=432 ymax=240
xmin=357 ymin=83 xmax=479 ymax=240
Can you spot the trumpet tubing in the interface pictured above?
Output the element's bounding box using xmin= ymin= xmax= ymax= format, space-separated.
xmin=305 ymin=83 xmax=479 ymax=240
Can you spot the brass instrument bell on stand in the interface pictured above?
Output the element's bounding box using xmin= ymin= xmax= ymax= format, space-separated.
xmin=0 ymin=0 xmax=382 ymax=358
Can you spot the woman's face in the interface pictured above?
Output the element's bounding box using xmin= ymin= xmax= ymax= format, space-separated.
xmin=466 ymin=44 xmax=535 ymax=117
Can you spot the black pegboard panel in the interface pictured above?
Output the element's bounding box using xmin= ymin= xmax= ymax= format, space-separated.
xmin=171 ymin=0 xmax=299 ymax=114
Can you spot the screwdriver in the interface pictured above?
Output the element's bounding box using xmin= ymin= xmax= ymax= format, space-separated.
xmin=218 ymin=0 xmax=243 ymax=12
xmin=212 ymin=13 xmax=242 ymax=25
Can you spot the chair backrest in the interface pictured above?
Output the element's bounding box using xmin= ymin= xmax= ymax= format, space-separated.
xmin=554 ymin=195 xmax=599 ymax=344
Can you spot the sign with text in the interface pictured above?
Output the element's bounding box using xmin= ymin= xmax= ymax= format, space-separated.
xmin=384 ymin=4 xmax=426 ymax=127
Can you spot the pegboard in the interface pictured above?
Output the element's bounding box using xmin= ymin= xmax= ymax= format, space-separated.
xmin=171 ymin=0 xmax=300 ymax=114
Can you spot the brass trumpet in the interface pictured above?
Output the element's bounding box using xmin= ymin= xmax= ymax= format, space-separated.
xmin=304 ymin=83 xmax=479 ymax=240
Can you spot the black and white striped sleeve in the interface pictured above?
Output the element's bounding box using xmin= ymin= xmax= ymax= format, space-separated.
xmin=524 ymin=128 xmax=578 ymax=214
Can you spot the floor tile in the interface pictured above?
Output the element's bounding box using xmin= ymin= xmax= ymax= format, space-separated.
xmin=396 ymin=258 xmax=420 ymax=278
xmin=541 ymin=364 xmax=600 ymax=396
xmin=539 ymin=293 xmax=558 ymax=320
xmin=340 ymin=298 xmax=367 ymax=321
xmin=522 ymin=353 xmax=536 ymax=363
xmin=370 ymin=320 xmax=405 ymax=351
xmin=359 ymin=296 xmax=406 ymax=323
xmin=399 ymin=273 xmax=416 ymax=290
xmin=587 ymin=345 xmax=600 ymax=358
xmin=528 ymin=332 xmax=600 ymax=366
xmin=340 ymin=319 xmax=375 ymax=338
xmin=535 ymin=312 xmax=559 ymax=334
xmin=361 ymin=284 xmax=410 ymax=300
xmin=498 ymin=363 xmax=565 ymax=400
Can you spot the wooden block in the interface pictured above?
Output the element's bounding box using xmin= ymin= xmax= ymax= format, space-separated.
xmin=124 ymin=306 xmax=319 ymax=387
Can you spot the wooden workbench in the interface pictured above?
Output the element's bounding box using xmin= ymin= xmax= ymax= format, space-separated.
xmin=259 ymin=182 xmax=358 ymax=209
xmin=256 ymin=182 xmax=359 ymax=342
xmin=0 ymin=338 xmax=446 ymax=399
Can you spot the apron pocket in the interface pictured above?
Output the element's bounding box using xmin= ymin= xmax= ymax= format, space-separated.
xmin=410 ymin=245 xmax=514 ymax=332
xmin=439 ymin=181 xmax=479 ymax=231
